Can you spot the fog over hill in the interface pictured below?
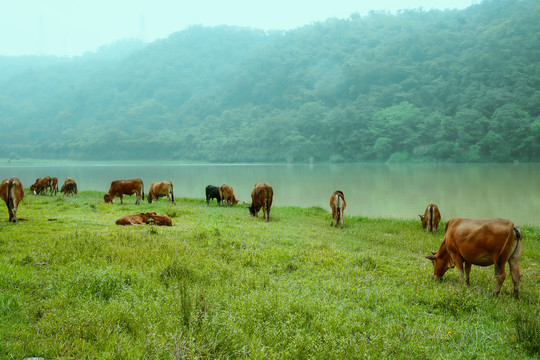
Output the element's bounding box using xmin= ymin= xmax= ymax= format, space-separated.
xmin=1 ymin=0 xmax=539 ymax=163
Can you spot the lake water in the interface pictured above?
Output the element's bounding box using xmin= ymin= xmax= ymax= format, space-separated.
xmin=1 ymin=163 xmax=539 ymax=226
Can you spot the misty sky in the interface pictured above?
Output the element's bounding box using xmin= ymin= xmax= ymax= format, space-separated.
xmin=1 ymin=0 xmax=476 ymax=57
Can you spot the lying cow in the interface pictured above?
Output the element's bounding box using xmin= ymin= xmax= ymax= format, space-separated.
xmin=104 ymin=179 xmax=144 ymax=205
xmin=206 ymin=185 xmax=221 ymax=206
xmin=419 ymin=203 xmax=441 ymax=234
xmin=116 ymin=212 xmax=172 ymax=226
xmin=1 ymin=177 xmax=24 ymax=222
xmin=148 ymin=180 xmax=175 ymax=204
xmin=426 ymin=217 xmax=522 ymax=298
xmin=248 ymin=182 xmax=273 ymax=222
xmin=219 ymin=184 xmax=239 ymax=206
xmin=30 ymin=176 xmax=51 ymax=195
xmin=61 ymin=177 xmax=78 ymax=196
xmin=330 ymin=190 xmax=346 ymax=228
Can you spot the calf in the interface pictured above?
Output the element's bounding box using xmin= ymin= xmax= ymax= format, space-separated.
xmin=148 ymin=181 xmax=175 ymax=204
xmin=330 ymin=190 xmax=346 ymax=228
xmin=61 ymin=177 xmax=78 ymax=196
xmin=419 ymin=203 xmax=441 ymax=233
xmin=248 ymin=182 xmax=273 ymax=222
xmin=205 ymin=185 xmax=221 ymax=206
xmin=426 ymin=218 xmax=522 ymax=298
xmin=1 ymin=177 xmax=24 ymax=222
xmin=219 ymin=184 xmax=239 ymax=206
xmin=104 ymin=179 xmax=144 ymax=205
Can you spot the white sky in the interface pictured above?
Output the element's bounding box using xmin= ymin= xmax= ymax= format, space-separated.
xmin=0 ymin=0 xmax=476 ymax=57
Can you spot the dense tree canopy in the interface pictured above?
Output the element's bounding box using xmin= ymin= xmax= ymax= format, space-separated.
xmin=1 ymin=0 xmax=539 ymax=163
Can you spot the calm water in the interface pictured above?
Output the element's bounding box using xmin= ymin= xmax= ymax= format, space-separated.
xmin=1 ymin=163 xmax=539 ymax=226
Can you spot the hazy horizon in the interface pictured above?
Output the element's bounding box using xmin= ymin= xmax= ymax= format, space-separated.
xmin=1 ymin=0 xmax=476 ymax=57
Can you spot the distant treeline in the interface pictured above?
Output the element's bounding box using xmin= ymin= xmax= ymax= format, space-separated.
xmin=1 ymin=0 xmax=539 ymax=163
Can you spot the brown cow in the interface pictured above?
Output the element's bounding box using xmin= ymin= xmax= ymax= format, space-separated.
xmin=61 ymin=177 xmax=78 ymax=196
xmin=50 ymin=177 xmax=58 ymax=196
xmin=30 ymin=176 xmax=51 ymax=195
xmin=425 ymin=218 xmax=522 ymax=298
xmin=104 ymin=179 xmax=144 ymax=205
xmin=419 ymin=203 xmax=441 ymax=233
xmin=248 ymin=182 xmax=273 ymax=222
xmin=148 ymin=181 xmax=175 ymax=204
xmin=330 ymin=190 xmax=346 ymax=228
xmin=116 ymin=212 xmax=172 ymax=226
xmin=219 ymin=184 xmax=239 ymax=206
xmin=1 ymin=177 xmax=24 ymax=222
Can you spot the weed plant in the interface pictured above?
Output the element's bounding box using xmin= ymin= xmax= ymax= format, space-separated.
xmin=0 ymin=191 xmax=539 ymax=359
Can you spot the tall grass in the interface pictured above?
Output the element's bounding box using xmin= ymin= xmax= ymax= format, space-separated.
xmin=0 ymin=191 xmax=538 ymax=359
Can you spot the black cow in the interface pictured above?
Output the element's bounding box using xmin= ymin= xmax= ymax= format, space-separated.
xmin=205 ymin=185 xmax=221 ymax=206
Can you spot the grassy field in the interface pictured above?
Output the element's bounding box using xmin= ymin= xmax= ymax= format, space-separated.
xmin=1 ymin=191 xmax=539 ymax=359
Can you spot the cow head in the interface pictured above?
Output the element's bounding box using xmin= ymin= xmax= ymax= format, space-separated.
xmin=425 ymin=251 xmax=454 ymax=279
xmin=247 ymin=203 xmax=256 ymax=216
xmin=147 ymin=194 xmax=153 ymax=203
xmin=419 ymin=214 xmax=427 ymax=228
xmin=104 ymin=194 xmax=112 ymax=203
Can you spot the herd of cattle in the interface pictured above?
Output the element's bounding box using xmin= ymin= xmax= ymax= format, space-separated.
xmin=0 ymin=176 xmax=524 ymax=298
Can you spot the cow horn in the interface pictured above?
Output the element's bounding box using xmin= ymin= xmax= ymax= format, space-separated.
xmin=431 ymin=251 xmax=436 ymax=255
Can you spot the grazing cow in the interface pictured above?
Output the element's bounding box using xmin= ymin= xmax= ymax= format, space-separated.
xmin=0 ymin=177 xmax=24 ymax=222
xmin=104 ymin=179 xmax=144 ymax=205
xmin=61 ymin=177 xmax=78 ymax=196
xmin=248 ymin=182 xmax=273 ymax=222
xmin=116 ymin=212 xmax=172 ymax=226
xmin=206 ymin=185 xmax=221 ymax=206
xmin=330 ymin=190 xmax=346 ymax=228
xmin=219 ymin=184 xmax=239 ymax=206
xmin=419 ymin=203 xmax=441 ymax=233
xmin=425 ymin=218 xmax=523 ymax=298
xmin=50 ymin=177 xmax=59 ymax=196
xmin=30 ymin=176 xmax=51 ymax=195
xmin=148 ymin=181 xmax=175 ymax=204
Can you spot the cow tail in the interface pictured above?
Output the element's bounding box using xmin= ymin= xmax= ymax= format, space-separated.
xmin=170 ymin=182 xmax=175 ymax=203
xmin=514 ymin=227 xmax=522 ymax=243
xmin=336 ymin=194 xmax=342 ymax=222
xmin=7 ymin=178 xmax=14 ymax=210
xmin=142 ymin=181 xmax=145 ymax=201
xmin=428 ymin=204 xmax=434 ymax=232
xmin=495 ymin=226 xmax=522 ymax=278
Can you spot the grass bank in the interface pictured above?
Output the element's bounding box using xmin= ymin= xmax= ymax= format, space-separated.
xmin=1 ymin=191 xmax=539 ymax=359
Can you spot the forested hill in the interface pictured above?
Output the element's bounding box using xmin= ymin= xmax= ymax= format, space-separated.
xmin=1 ymin=0 xmax=539 ymax=163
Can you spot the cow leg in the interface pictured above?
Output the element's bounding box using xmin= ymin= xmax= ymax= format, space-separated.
xmin=509 ymin=258 xmax=521 ymax=299
xmin=136 ymin=192 xmax=141 ymax=205
xmin=340 ymin=207 xmax=344 ymax=228
xmin=508 ymin=240 xmax=522 ymax=299
xmin=6 ymin=204 xmax=14 ymax=222
xmin=464 ymin=262 xmax=472 ymax=285
xmin=451 ymin=254 xmax=465 ymax=283
xmin=120 ymin=195 xmax=123 ymax=205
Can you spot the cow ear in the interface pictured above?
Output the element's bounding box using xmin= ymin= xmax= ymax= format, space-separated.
xmin=425 ymin=255 xmax=436 ymax=261
xmin=431 ymin=251 xmax=436 ymax=255
xmin=419 ymin=214 xmax=424 ymax=219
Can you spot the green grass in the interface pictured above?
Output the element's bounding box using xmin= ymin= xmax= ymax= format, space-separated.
xmin=1 ymin=191 xmax=539 ymax=359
